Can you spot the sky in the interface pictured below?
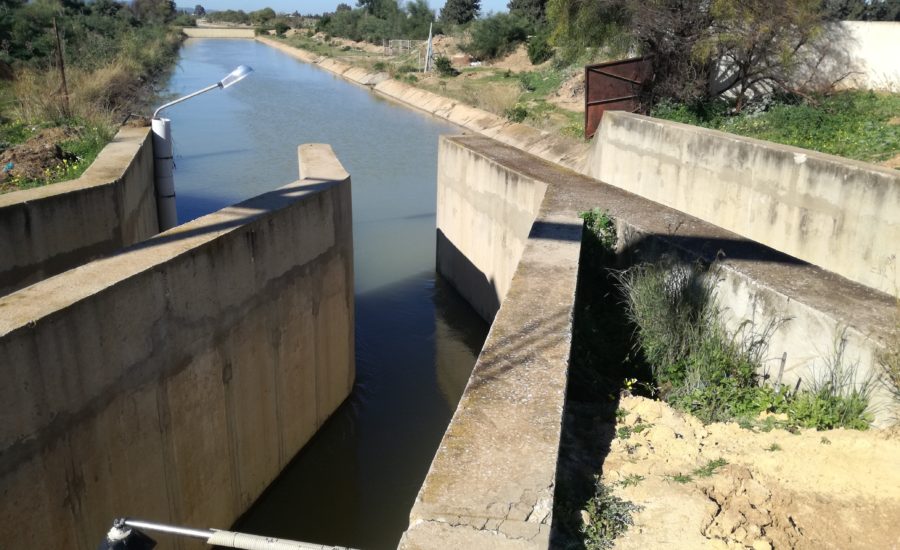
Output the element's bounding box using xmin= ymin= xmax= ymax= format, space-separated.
xmin=189 ymin=0 xmax=510 ymax=16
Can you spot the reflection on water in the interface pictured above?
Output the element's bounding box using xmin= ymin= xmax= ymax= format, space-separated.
xmin=162 ymin=39 xmax=488 ymax=549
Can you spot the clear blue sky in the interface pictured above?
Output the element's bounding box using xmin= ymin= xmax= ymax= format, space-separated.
xmin=188 ymin=0 xmax=510 ymax=16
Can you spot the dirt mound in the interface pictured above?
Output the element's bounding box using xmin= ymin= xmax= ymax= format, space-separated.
xmin=489 ymin=44 xmax=539 ymax=72
xmin=0 ymin=127 xmax=77 ymax=185
xmin=548 ymin=70 xmax=585 ymax=113
xmin=605 ymin=396 xmax=900 ymax=549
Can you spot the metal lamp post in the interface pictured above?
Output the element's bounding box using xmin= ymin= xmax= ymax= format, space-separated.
xmin=100 ymin=517 xmax=356 ymax=550
xmin=151 ymin=65 xmax=253 ymax=231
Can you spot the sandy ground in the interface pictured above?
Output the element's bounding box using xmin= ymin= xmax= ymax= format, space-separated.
xmin=549 ymin=70 xmax=586 ymax=113
xmin=603 ymin=396 xmax=900 ymax=550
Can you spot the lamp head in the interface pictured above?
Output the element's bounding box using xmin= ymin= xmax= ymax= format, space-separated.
xmin=98 ymin=519 xmax=156 ymax=550
xmin=219 ymin=65 xmax=253 ymax=89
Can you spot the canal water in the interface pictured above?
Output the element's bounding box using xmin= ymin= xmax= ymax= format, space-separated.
xmin=160 ymin=39 xmax=488 ymax=549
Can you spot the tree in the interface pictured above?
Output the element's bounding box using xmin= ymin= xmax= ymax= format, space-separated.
xmin=131 ymin=0 xmax=175 ymax=23
xmin=250 ymin=7 xmax=276 ymax=24
xmin=822 ymin=0 xmax=900 ymax=20
xmin=193 ymin=4 xmax=205 ymax=16
xmin=90 ymin=0 xmax=122 ymax=17
xmin=357 ymin=0 xmax=398 ymax=19
xmin=464 ymin=13 xmax=530 ymax=59
xmin=546 ymin=0 xmax=630 ymax=62
xmin=440 ymin=0 xmax=479 ymax=24
xmin=336 ymin=2 xmax=352 ymax=11
xmin=698 ymin=0 xmax=825 ymax=110
xmin=404 ymin=0 xmax=435 ymax=37
xmin=508 ymin=0 xmax=546 ymax=23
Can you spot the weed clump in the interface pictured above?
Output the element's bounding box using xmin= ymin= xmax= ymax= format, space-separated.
xmin=582 ymin=479 xmax=641 ymax=550
xmin=617 ymin=258 xmax=873 ymax=430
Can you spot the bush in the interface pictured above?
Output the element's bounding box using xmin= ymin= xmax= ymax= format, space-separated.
xmin=527 ymin=28 xmax=553 ymax=65
xmin=434 ymin=55 xmax=458 ymax=77
xmin=172 ymin=14 xmax=197 ymax=27
xmin=274 ymin=21 xmax=290 ymax=36
xmin=464 ymin=13 xmax=531 ymax=60
xmin=505 ymin=103 xmax=528 ymax=122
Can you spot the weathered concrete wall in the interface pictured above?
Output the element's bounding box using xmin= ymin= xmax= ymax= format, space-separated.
xmin=588 ymin=112 xmax=900 ymax=299
xmin=436 ymin=136 xmax=548 ymax=322
xmin=183 ymin=27 xmax=255 ymax=38
xmin=402 ymin=137 xmax=582 ymax=550
xmin=836 ymin=21 xmax=900 ymax=91
xmin=0 ymin=144 xmax=354 ymax=549
xmin=402 ymin=135 xmax=897 ymax=549
xmin=0 ymin=126 xmax=159 ymax=296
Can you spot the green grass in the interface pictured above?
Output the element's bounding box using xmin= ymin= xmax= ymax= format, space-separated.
xmin=618 ymin=474 xmax=645 ymax=488
xmin=652 ymin=92 xmax=900 ymax=164
xmin=692 ymin=458 xmax=727 ymax=478
xmin=665 ymin=473 xmax=693 ymax=484
xmin=616 ymin=423 xmax=651 ymax=440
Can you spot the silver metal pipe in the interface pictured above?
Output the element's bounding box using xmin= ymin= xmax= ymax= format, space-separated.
xmin=152 ymin=83 xmax=220 ymax=118
xmin=122 ymin=518 xmax=214 ymax=540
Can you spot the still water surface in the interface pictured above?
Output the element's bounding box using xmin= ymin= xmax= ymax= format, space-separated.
xmin=161 ymin=38 xmax=488 ymax=549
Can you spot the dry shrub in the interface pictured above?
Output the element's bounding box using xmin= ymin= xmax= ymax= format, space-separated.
xmin=10 ymin=68 xmax=68 ymax=122
xmin=69 ymin=61 xmax=137 ymax=117
xmin=460 ymin=81 xmax=520 ymax=116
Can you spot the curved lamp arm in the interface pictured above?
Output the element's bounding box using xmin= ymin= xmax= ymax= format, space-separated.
xmin=153 ymin=65 xmax=253 ymax=118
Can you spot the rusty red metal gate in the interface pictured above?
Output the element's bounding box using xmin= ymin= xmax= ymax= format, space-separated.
xmin=584 ymin=56 xmax=653 ymax=139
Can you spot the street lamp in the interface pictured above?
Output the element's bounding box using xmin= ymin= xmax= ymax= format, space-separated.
xmin=99 ymin=517 xmax=356 ymax=550
xmin=151 ymin=65 xmax=253 ymax=231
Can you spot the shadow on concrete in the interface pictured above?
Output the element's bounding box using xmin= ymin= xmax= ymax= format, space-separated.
xmin=550 ymin=222 xmax=633 ymax=549
xmin=435 ymin=229 xmax=501 ymax=323
xmin=529 ymin=219 xmax=584 ymax=242
xmin=2 ymin=181 xmax=342 ymax=299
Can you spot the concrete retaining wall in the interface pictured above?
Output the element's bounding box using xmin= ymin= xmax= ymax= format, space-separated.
xmin=0 ymin=144 xmax=354 ymax=549
xmin=402 ymin=135 xmax=897 ymax=549
xmin=402 ymin=136 xmax=582 ymax=550
xmin=0 ymin=126 xmax=159 ymax=297
xmin=588 ymin=112 xmax=900 ymax=298
xmin=436 ymin=138 xmax=548 ymax=322
xmin=183 ymin=27 xmax=255 ymax=38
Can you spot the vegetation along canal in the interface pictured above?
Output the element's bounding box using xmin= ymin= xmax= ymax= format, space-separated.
xmin=160 ymin=38 xmax=488 ymax=549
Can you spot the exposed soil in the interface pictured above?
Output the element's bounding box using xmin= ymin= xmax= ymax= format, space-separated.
xmin=489 ymin=44 xmax=545 ymax=72
xmin=548 ymin=70 xmax=585 ymax=113
xmin=604 ymin=396 xmax=900 ymax=549
xmin=882 ymin=152 xmax=900 ymax=170
xmin=0 ymin=127 xmax=77 ymax=192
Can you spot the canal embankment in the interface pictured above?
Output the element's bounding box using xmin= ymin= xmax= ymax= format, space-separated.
xmin=0 ymin=144 xmax=354 ymax=549
xmin=254 ymin=36 xmax=592 ymax=174
xmin=0 ymin=126 xmax=158 ymax=297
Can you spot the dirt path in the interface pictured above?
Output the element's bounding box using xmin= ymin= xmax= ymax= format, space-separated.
xmin=605 ymin=396 xmax=900 ymax=549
